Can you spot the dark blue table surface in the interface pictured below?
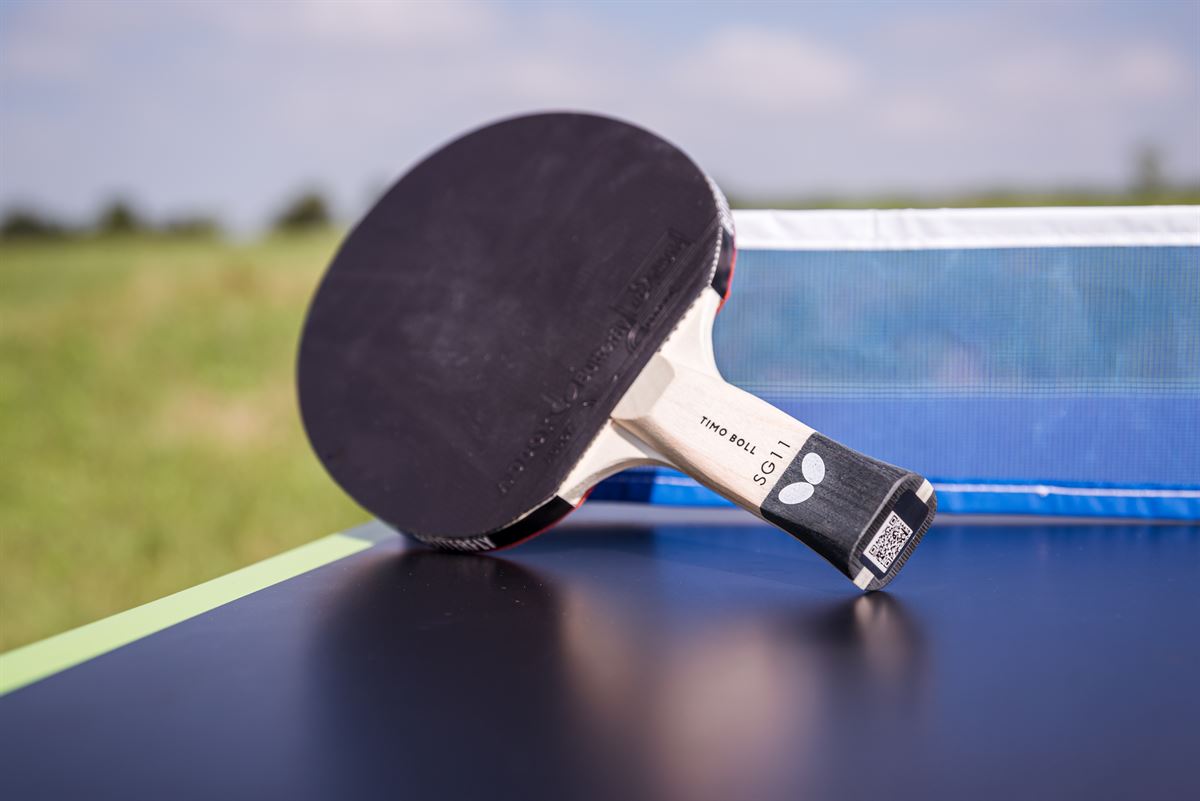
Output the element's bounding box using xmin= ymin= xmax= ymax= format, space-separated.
xmin=2 ymin=509 xmax=1197 ymax=801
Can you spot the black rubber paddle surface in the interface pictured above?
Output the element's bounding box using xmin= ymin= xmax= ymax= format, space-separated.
xmin=298 ymin=113 xmax=725 ymax=540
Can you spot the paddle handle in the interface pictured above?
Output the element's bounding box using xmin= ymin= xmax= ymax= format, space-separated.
xmin=612 ymin=358 xmax=936 ymax=590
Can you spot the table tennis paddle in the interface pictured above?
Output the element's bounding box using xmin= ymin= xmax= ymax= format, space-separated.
xmin=297 ymin=112 xmax=936 ymax=590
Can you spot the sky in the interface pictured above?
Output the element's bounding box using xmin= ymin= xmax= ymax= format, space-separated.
xmin=1 ymin=0 xmax=1198 ymax=230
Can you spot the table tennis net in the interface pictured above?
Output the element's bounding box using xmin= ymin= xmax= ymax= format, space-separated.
xmin=592 ymin=207 xmax=1200 ymax=519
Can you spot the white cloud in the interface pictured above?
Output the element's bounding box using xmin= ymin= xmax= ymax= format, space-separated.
xmin=211 ymin=0 xmax=500 ymax=48
xmin=984 ymin=44 xmax=1089 ymax=102
xmin=1111 ymin=44 xmax=1190 ymax=99
xmin=673 ymin=27 xmax=863 ymax=114
xmin=874 ymin=94 xmax=964 ymax=139
xmin=984 ymin=39 xmax=1194 ymax=106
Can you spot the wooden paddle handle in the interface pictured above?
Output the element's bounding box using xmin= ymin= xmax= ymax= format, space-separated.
xmin=613 ymin=358 xmax=936 ymax=590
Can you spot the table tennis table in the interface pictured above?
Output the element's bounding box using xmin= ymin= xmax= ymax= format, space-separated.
xmin=1 ymin=505 xmax=1196 ymax=801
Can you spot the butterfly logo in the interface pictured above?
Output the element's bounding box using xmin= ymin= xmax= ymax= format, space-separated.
xmin=778 ymin=452 xmax=826 ymax=504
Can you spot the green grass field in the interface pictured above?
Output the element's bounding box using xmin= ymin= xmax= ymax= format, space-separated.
xmin=0 ymin=234 xmax=366 ymax=650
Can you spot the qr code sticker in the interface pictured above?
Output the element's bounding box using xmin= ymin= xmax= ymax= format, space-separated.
xmin=863 ymin=511 xmax=914 ymax=573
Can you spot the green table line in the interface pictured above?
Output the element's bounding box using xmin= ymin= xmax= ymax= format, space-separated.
xmin=0 ymin=531 xmax=375 ymax=697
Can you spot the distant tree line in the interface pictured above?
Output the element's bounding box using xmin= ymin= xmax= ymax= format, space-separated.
xmin=1 ymin=189 xmax=335 ymax=243
xmin=271 ymin=191 xmax=332 ymax=232
xmin=0 ymin=199 xmax=222 ymax=242
xmin=5 ymin=144 xmax=1197 ymax=244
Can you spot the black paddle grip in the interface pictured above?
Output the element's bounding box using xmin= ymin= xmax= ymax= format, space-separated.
xmin=759 ymin=434 xmax=936 ymax=591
